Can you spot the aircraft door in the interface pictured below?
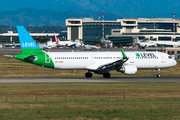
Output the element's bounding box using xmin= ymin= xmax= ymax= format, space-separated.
xmin=161 ymin=54 xmax=166 ymax=63
xmin=130 ymin=56 xmax=134 ymax=63
xmin=90 ymin=55 xmax=94 ymax=63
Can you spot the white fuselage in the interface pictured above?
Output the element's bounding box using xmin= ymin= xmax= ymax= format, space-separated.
xmin=139 ymin=42 xmax=156 ymax=47
xmin=152 ymin=41 xmax=180 ymax=47
xmin=46 ymin=51 xmax=177 ymax=70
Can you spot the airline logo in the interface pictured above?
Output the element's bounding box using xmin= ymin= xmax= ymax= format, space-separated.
xmin=136 ymin=53 xmax=156 ymax=57
xmin=22 ymin=42 xmax=37 ymax=48
xmin=136 ymin=53 xmax=140 ymax=57
xmin=54 ymin=35 xmax=60 ymax=43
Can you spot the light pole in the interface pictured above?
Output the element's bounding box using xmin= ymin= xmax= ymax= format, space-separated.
xmin=172 ymin=12 xmax=176 ymax=41
xmin=102 ymin=12 xmax=105 ymax=39
xmin=154 ymin=16 xmax=156 ymax=29
xmin=29 ymin=25 xmax=33 ymax=33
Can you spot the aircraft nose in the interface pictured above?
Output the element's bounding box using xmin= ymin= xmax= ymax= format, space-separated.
xmin=174 ymin=60 xmax=177 ymax=66
xmin=171 ymin=60 xmax=177 ymax=67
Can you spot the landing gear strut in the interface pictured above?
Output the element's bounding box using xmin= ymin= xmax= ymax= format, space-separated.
xmin=85 ymin=72 xmax=92 ymax=78
xmin=103 ymin=73 xmax=111 ymax=78
xmin=156 ymin=69 xmax=161 ymax=78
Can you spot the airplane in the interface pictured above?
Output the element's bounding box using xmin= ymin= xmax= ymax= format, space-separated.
xmin=80 ymin=41 xmax=100 ymax=51
xmin=38 ymin=44 xmax=52 ymax=50
xmin=152 ymin=41 xmax=180 ymax=47
xmin=47 ymin=35 xmax=77 ymax=48
xmin=133 ymin=36 xmax=157 ymax=48
xmin=54 ymin=35 xmax=78 ymax=48
xmin=5 ymin=26 xmax=177 ymax=78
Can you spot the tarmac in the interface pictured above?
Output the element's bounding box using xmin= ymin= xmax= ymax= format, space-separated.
xmin=0 ymin=77 xmax=179 ymax=83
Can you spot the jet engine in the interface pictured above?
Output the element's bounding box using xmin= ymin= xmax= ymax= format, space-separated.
xmin=117 ymin=65 xmax=137 ymax=75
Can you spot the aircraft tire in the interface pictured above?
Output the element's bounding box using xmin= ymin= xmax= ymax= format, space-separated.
xmin=103 ymin=73 xmax=111 ymax=78
xmin=85 ymin=72 xmax=92 ymax=78
xmin=157 ymin=74 xmax=161 ymax=78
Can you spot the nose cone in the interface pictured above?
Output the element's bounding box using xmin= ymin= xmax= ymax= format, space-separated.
xmin=171 ymin=60 xmax=177 ymax=67
xmin=174 ymin=60 xmax=177 ymax=66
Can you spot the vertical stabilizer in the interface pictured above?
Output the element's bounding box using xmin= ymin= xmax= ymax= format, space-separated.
xmin=17 ymin=26 xmax=43 ymax=54
xmin=54 ymin=35 xmax=60 ymax=43
xmin=136 ymin=36 xmax=140 ymax=43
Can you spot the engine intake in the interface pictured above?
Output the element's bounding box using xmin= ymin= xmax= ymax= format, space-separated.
xmin=117 ymin=65 xmax=137 ymax=75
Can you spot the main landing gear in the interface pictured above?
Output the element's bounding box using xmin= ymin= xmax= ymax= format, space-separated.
xmin=85 ymin=71 xmax=111 ymax=78
xmin=156 ymin=69 xmax=161 ymax=78
xmin=103 ymin=73 xmax=111 ymax=78
xmin=85 ymin=72 xmax=92 ymax=78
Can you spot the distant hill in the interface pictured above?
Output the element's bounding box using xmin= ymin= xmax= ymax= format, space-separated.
xmin=0 ymin=0 xmax=180 ymax=18
xmin=0 ymin=8 xmax=124 ymax=27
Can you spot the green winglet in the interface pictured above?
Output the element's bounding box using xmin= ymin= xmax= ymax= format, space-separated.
xmin=120 ymin=48 xmax=127 ymax=59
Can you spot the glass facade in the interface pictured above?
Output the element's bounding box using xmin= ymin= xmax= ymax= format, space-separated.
xmin=175 ymin=37 xmax=180 ymax=42
xmin=108 ymin=37 xmax=133 ymax=46
xmin=71 ymin=26 xmax=78 ymax=40
xmin=83 ymin=24 xmax=122 ymax=40
xmin=83 ymin=39 xmax=101 ymax=45
xmin=158 ymin=37 xmax=171 ymax=41
xmin=138 ymin=23 xmax=177 ymax=32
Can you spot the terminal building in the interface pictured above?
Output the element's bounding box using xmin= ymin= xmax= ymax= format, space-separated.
xmin=66 ymin=18 xmax=180 ymax=47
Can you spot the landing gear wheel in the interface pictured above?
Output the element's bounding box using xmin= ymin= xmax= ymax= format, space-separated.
xmin=157 ymin=74 xmax=161 ymax=78
xmin=85 ymin=72 xmax=92 ymax=78
xmin=103 ymin=73 xmax=111 ymax=78
xmin=156 ymin=69 xmax=161 ymax=78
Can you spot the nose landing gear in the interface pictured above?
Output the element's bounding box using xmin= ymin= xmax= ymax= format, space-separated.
xmin=156 ymin=69 xmax=161 ymax=78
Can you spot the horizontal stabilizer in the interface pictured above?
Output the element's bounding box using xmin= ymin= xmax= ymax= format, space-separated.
xmin=4 ymin=55 xmax=14 ymax=58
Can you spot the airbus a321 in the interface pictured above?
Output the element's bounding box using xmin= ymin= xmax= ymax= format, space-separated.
xmin=5 ymin=26 xmax=177 ymax=78
xmin=133 ymin=36 xmax=157 ymax=48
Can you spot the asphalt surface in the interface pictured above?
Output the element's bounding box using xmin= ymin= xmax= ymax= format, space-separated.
xmin=0 ymin=77 xmax=180 ymax=83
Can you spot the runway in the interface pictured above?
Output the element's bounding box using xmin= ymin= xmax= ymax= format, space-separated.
xmin=0 ymin=77 xmax=180 ymax=83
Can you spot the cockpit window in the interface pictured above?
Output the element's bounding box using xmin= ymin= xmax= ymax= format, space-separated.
xmin=168 ymin=56 xmax=172 ymax=59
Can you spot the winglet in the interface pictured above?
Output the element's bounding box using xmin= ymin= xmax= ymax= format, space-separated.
xmin=120 ymin=48 xmax=127 ymax=59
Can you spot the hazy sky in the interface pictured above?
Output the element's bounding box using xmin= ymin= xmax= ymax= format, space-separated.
xmin=0 ymin=0 xmax=180 ymax=17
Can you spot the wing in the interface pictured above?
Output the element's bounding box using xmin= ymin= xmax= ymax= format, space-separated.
xmin=85 ymin=48 xmax=128 ymax=71
xmin=86 ymin=59 xmax=127 ymax=71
